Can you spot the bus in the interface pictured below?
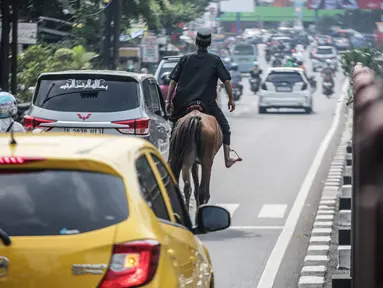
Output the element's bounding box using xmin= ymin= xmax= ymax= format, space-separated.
xmin=230 ymin=42 xmax=258 ymax=72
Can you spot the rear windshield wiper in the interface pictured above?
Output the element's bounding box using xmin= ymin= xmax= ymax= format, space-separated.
xmin=0 ymin=229 xmax=11 ymax=246
xmin=40 ymin=90 xmax=104 ymax=107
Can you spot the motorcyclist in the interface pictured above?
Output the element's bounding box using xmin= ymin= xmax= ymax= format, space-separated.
xmin=250 ymin=61 xmax=262 ymax=79
xmin=321 ymin=59 xmax=335 ymax=87
xmin=165 ymin=27 xmax=242 ymax=168
xmin=140 ymin=67 xmax=149 ymax=74
xmin=0 ymin=92 xmax=25 ymax=133
xmin=127 ymin=65 xmax=134 ymax=72
xmin=229 ymin=63 xmax=243 ymax=94
xmin=223 ymin=57 xmax=231 ymax=71
xmin=271 ymin=53 xmax=282 ymax=67
xmin=284 ymin=56 xmax=295 ymax=67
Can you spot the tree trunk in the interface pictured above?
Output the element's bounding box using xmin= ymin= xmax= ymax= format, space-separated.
xmin=11 ymin=2 xmax=19 ymax=95
xmin=0 ymin=0 xmax=10 ymax=91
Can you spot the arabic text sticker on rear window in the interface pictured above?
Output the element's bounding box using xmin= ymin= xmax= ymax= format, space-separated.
xmin=60 ymin=79 xmax=108 ymax=90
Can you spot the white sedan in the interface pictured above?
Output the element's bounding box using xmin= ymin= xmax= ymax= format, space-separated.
xmin=258 ymin=67 xmax=315 ymax=114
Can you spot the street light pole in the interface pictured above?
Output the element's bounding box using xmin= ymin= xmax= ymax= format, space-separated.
xmin=216 ymin=0 xmax=221 ymax=33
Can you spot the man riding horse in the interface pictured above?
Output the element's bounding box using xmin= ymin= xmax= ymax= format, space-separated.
xmin=165 ymin=28 xmax=242 ymax=168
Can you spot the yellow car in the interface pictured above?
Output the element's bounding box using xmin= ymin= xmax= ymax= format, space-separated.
xmin=0 ymin=133 xmax=230 ymax=288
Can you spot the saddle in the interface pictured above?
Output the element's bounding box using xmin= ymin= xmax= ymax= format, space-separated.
xmin=186 ymin=101 xmax=205 ymax=114
xmin=170 ymin=100 xmax=208 ymax=123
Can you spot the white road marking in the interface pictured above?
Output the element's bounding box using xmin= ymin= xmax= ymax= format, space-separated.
xmin=228 ymin=226 xmax=284 ymax=230
xmin=257 ymin=204 xmax=287 ymax=218
xmin=309 ymin=236 xmax=331 ymax=244
xmin=215 ymin=203 xmax=239 ymax=218
xmin=301 ymin=265 xmax=326 ymax=273
xmin=317 ymin=210 xmax=335 ymax=214
xmin=298 ymin=276 xmax=325 ymax=285
xmin=312 ymin=228 xmax=332 ymax=235
xmin=315 ymin=215 xmax=334 ymax=220
xmin=256 ymin=80 xmax=348 ymax=288
xmin=321 ymin=196 xmax=337 ymax=200
xmin=313 ymin=221 xmax=333 ymax=227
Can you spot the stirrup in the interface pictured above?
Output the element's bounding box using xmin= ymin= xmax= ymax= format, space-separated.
xmin=230 ymin=148 xmax=241 ymax=159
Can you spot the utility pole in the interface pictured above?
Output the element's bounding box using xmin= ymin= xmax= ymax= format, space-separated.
xmin=112 ymin=0 xmax=121 ymax=70
xmin=0 ymin=0 xmax=10 ymax=91
xmin=104 ymin=1 xmax=112 ymax=69
xmin=11 ymin=1 xmax=19 ymax=95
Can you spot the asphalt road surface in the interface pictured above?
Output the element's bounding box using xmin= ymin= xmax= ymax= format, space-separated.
xmin=195 ymin=45 xmax=346 ymax=287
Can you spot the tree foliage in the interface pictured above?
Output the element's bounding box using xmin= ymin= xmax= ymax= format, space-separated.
xmin=19 ymin=0 xmax=66 ymax=21
xmin=341 ymin=48 xmax=383 ymax=78
xmin=18 ymin=44 xmax=95 ymax=100
xmin=341 ymin=48 xmax=383 ymax=104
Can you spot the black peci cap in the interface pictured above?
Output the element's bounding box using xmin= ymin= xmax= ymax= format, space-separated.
xmin=196 ymin=27 xmax=212 ymax=43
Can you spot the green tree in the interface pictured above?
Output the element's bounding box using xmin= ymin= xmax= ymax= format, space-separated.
xmin=341 ymin=47 xmax=383 ymax=104
xmin=17 ymin=44 xmax=94 ymax=100
xmin=157 ymin=0 xmax=210 ymax=31
xmin=19 ymin=0 xmax=66 ymax=21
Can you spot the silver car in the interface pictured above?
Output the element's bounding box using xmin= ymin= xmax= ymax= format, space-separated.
xmin=23 ymin=70 xmax=172 ymax=158
xmin=154 ymin=56 xmax=182 ymax=85
xmin=311 ymin=46 xmax=338 ymax=72
xmin=258 ymin=67 xmax=314 ymax=114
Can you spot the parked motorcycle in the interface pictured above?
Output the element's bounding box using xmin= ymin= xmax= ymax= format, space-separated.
xmin=232 ymin=84 xmax=242 ymax=101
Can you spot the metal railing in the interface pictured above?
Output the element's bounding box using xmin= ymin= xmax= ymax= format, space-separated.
xmin=333 ymin=63 xmax=383 ymax=288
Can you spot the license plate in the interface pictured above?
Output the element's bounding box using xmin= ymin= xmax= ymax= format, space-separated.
xmin=239 ymin=58 xmax=247 ymax=62
xmin=64 ymin=128 xmax=104 ymax=134
xmin=276 ymin=86 xmax=292 ymax=92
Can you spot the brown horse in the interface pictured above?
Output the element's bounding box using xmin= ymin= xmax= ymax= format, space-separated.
xmin=168 ymin=104 xmax=222 ymax=211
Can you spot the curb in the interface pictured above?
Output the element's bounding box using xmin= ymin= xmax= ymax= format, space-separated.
xmin=298 ymin=102 xmax=352 ymax=287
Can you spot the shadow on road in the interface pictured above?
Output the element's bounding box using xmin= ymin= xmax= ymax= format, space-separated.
xmin=199 ymin=228 xmax=264 ymax=241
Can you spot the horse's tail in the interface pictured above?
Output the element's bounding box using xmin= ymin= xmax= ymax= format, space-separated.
xmin=169 ymin=115 xmax=202 ymax=181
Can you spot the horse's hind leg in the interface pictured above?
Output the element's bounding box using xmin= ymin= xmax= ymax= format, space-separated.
xmin=182 ymin=166 xmax=192 ymax=211
xmin=199 ymin=163 xmax=213 ymax=205
xmin=192 ymin=163 xmax=199 ymax=207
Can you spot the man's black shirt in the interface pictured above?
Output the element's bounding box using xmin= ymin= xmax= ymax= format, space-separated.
xmin=169 ymin=48 xmax=231 ymax=108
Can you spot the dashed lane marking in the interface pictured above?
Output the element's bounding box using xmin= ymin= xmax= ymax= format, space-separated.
xmin=257 ymin=204 xmax=287 ymax=218
xmin=214 ymin=203 xmax=240 ymax=218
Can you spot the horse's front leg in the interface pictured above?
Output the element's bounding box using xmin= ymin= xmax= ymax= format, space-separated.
xmin=199 ymin=164 xmax=212 ymax=205
xmin=192 ymin=163 xmax=199 ymax=207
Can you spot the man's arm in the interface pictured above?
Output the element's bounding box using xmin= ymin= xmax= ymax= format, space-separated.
xmin=224 ymin=80 xmax=233 ymax=102
xmin=166 ymin=80 xmax=177 ymax=103
xmin=217 ymin=58 xmax=233 ymax=101
xmin=167 ymin=56 xmax=184 ymax=104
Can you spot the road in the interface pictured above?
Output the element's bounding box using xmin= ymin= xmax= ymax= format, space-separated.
xmin=196 ymin=46 xmax=346 ymax=287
